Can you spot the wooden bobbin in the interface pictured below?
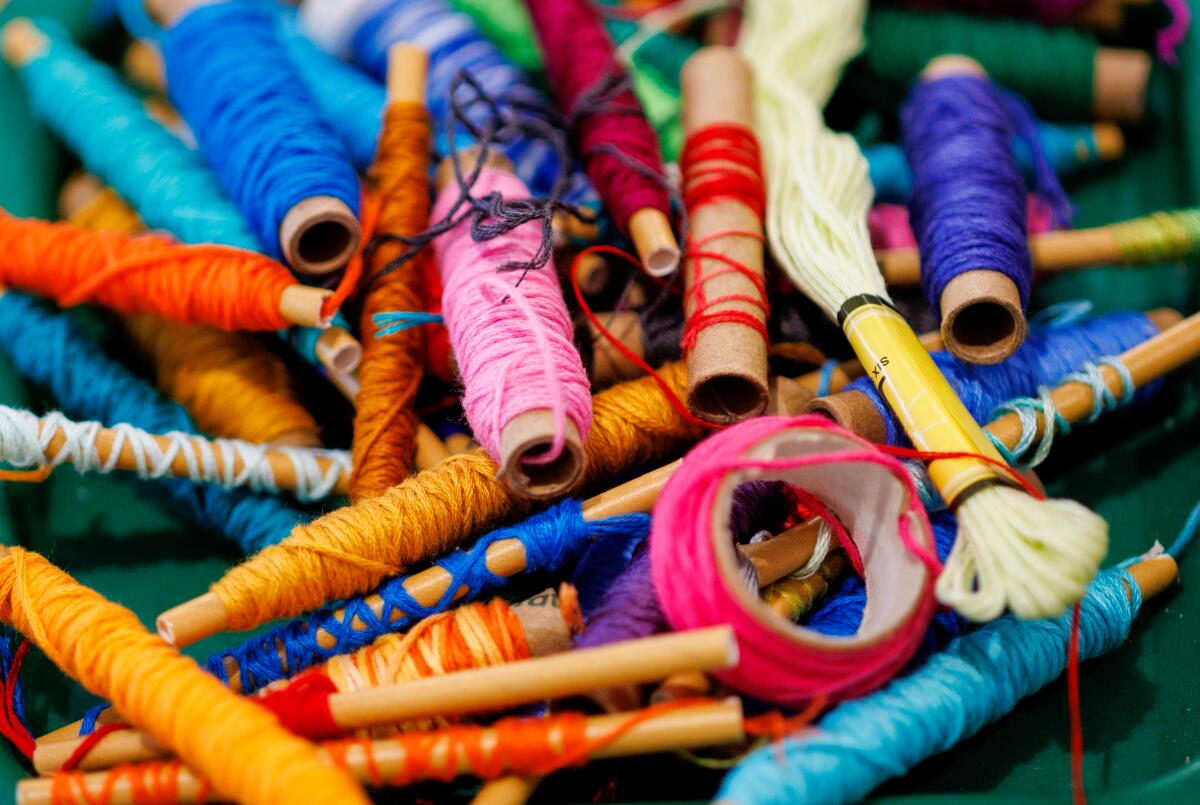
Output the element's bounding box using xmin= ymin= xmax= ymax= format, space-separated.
xmin=919 ymin=55 xmax=1028 ymax=365
xmin=315 ymin=326 xmax=363 ymax=373
xmin=1 ymin=17 xmax=49 ymax=68
xmin=629 ymin=209 xmax=681 ymax=278
xmin=123 ymin=39 xmax=165 ymax=94
xmin=679 ymin=46 xmax=770 ymax=423
xmin=1093 ymin=46 xmax=1151 ymax=123
xmin=434 ymin=146 xmax=586 ymax=500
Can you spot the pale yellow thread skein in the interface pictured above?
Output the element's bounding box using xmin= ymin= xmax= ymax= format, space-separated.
xmin=0 ymin=548 xmax=368 ymax=805
xmin=739 ymin=0 xmax=1107 ymax=621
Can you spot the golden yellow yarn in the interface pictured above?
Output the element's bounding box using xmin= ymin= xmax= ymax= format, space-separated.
xmin=0 ymin=548 xmax=368 ymax=805
xmin=211 ymin=361 xmax=703 ymax=631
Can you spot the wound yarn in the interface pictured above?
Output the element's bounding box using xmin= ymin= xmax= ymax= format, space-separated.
xmin=902 ymin=74 xmax=1071 ymax=316
xmin=842 ymin=310 xmax=1163 ymax=447
xmin=205 ymin=359 xmax=704 ymax=635
xmin=651 ymin=415 xmax=940 ymax=706
xmin=351 ymin=101 xmax=434 ymax=500
xmin=0 ymin=213 xmax=302 ymax=332
xmin=868 ymin=196 xmax=1055 ymax=250
xmin=431 ymin=167 xmax=592 ymax=469
xmin=718 ymin=566 xmax=1141 ymax=805
xmin=0 ymin=548 xmax=367 ymax=805
xmin=209 ymin=498 xmax=648 ymax=693
xmin=523 ymin=0 xmax=671 ymax=235
xmin=161 ymin=2 xmax=360 ymax=261
xmin=123 ymin=313 xmax=321 ymax=447
xmin=0 ymin=292 xmax=303 ymax=554
xmin=12 ymin=19 xmax=260 ymax=250
xmin=351 ymin=0 xmax=597 ymax=207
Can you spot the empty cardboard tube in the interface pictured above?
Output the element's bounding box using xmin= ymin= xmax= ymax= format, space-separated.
xmin=315 ymin=326 xmax=363 ymax=373
xmin=278 ymin=195 xmax=361 ymax=276
xmin=498 ymin=409 xmax=586 ymax=499
xmin=680 ymin=46 xmax=769 ymax=424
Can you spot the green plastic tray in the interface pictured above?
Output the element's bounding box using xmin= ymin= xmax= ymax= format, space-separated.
xmin=0 ymin=1 xmax=1197 ymax=803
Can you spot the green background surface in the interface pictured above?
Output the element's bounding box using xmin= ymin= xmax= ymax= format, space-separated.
xmin=0 ymin=0 xmax=1198 ymax=803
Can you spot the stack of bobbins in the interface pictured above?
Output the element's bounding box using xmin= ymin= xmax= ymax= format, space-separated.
xmin=916 ymin=55 xmax=1028 ymax=365
xmin=147 ymin=0 xmax=361 ymax=276
xmin=432 ymin=148 xmax=587 ymax=499
xmin=679 ymin=47 xmax=770 ymax=423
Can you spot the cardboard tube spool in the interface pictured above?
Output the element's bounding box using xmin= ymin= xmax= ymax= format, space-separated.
xmin=21 ymin=700 xmax=744 ymax=805
xmin=679 ymin=47 xmax=769 ymax=424
xmin=587 ymin=310 xmax=646 ymax=387
xmin=919 ymin=56 xmax=1027 ymax=365
xmin=315 ymin=326 xmax=362 ymax=373
xmin=1093 ymin=47 xmax=1150 ymax=123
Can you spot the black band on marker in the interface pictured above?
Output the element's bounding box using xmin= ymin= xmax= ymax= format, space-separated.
xmin=837 ymin=294 xmax=898 ymax=326
xmin=947 ymin=473 xmax=1028 ymax=509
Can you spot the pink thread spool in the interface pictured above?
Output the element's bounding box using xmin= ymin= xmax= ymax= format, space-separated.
xmin=431 ymin=154 xmax=592 ymax=499
xmin=650 ymin=415 xmax=941 ymax=707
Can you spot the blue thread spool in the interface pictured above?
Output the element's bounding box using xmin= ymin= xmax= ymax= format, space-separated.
xmin=156 ymin=0 xmax=362 ymax=274
xmin=902 ymin=57 xmax=1068 ymax=364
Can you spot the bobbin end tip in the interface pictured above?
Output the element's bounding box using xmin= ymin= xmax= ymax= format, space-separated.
xmin=920 ymin=54 xmax=986 ymax=81
xmin=629 ymin=208 xmax=680 ymax=277
xmin=156 ymin=592 xmax=227 ymax=648
xmin=806 ymin=390 xmax=890 ymax=444
xmin=938 ymin=270 xmax=1028 ymax=365
xmin=434 ymin=147 xmax=515 ymax=194
xmin=58 ymin=173 xmax=106 ymax=220
xmin=1127 ymin=554 xmax=1179 ymax=602
xmin=1091 ymin=123 xmax=1125 ymax=161
xmin=498 ymin=410 xmax=586 ymax=501
xmin=386 ymin=43 xmax=428 ymax=105
xmin=315 ymin=326 xmax=363 ymax=374
xmin=279 ymin=285 xmax=334 ymax=329
xmin=2 ymin=18 xmax=49 ymax=67
xmin=279 ymin=196 xmax=361 ymax=276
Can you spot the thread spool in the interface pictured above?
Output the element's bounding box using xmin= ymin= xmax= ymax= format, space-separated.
xmin=152 ymin=0 xmax=362 ymax=274
xmin=679 ymin=47 xmax=770 ymax=423
xmin=432 ymin=149 xmax=590 ymax=499
xmin=652 ymin=415 xmax=939 ymax=706
xmin=905 ymin=56 xmax=1030 ymax=364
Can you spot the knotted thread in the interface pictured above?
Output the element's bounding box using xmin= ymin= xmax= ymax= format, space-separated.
xmin=13 ymin=20 xmax=260 ymax=250
xmin=523 ymin=0 xmax=671 ymax=234
xmin=207 ymin=360 xmax=704 ymax=633
xmin=902 ymin=74 xmax=1071 ymax=314
xmin=718 ymin=567 xmax=1140 ymax=805
xmin=351 ymin=102 xmax=433 ymax=500
xmin=432 ymin=167 xmax=592 ymax=468
xmin=0 ymin=213 xmax=298 ymax=332
xmin=651 ymin=415 xmax=940 ymax=705
xmin=0 ymin=549 xmax=367 ymax=805
xmin=0 ymin=293 xmax=302 ymax=554
xmin=208 ymin=499 xmax=648 ymax=693
xmin=161 ymin=2 xmax=360 ymax=261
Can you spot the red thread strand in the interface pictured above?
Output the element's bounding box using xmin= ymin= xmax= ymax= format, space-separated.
xmin=60 ymin=724 xmax=134 ymax=773
xmin=1068 ymin=601 xmax=1087 ymax=805
xmin=0 ymin=639 xmax=35 ymax=761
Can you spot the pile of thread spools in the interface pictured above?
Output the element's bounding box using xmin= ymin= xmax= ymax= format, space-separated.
xmin=0 ymin=0 xmax=1197 ymax=802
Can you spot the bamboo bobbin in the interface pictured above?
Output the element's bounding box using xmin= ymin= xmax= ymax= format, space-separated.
xmin=1093 ymin=46 xmax=1151 ymax=123
xmin=629 ymin=209 xmax=680 ymax=277
xmin=920 ymin=55 xmax=1028 ymax=366
xmin=679 ymin=47 xmax=770 ymax=423
xmin=145 ymin=0 xmax=360 ymax=275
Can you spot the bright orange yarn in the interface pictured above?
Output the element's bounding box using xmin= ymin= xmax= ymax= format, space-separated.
xmin=0 ymin=212 xmax=299 ymax=331
xmin=0 ymin=548 xmax=367 ymax=805
xmin=351 ymin=102 xmax=434 ymax=500
xmin=208 ymin=360 xmax=705 ymax=633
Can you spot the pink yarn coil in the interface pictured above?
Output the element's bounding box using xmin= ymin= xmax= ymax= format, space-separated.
xmin=650 ymin=415 xmax=941 ymax=707
xmin=431 ymin=167 xmax=592 ymax=465
xmin=869 ymin=195 xmax=1055 ymax=250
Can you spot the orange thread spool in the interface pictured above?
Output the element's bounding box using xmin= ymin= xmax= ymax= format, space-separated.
xmin=351 ymin=56 xmax=433 ymax=499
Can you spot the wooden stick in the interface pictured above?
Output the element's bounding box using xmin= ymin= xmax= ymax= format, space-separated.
xmin=22 ymin=700 xmax=744 ymax=805
xmin=679 ymin=46 xmax=769 ymax=423
xmin=877 ymin=212 xmax=1191 ymax=286
xmin=629 ymin=209 xmax=681 ymax=278
xmin=5 ymin=408 xmax=349 ymax=498
xmin=472 ymin=776 xmax=542 ymax=805
xmin=35 ymin=628 xmax=738 ymax=775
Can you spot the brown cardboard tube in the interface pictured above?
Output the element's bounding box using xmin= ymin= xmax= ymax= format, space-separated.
xmin=58 ymin=173 xmax=107 ymax=220
xmin=769 ymin=375 xmax=816 ymax=416
xmin=386 ymin=44 xmax=426 ymax=104
xmin=23 ymin=700 xmax=745 ymax=805
xmin=938 ymin=269 xmax=1028 ymax=365
xmin=413 ymin=423 xmax=453 ymax=471
xmin=1093 ymin=47 xmax=1150 ymax=123
xmin=315 ymin=326 xmax=362 ymax=373
xmin=511 ymin=589 xmax=574 ymax=657
xmin=1 ymin=18 xmax=49 ymax=67
xmin=123 ymin=39 xmax=165 ymax=93
xmin=628 ymin=208 xmax=680 ymax=277
xmin=572 ymin=250 xmax=610 ymax=296
xmin=680 ymin=46 xmax=769 ymax=424
xmin=471 ymin=776 xmax=542 ymax=805
xmin=278 ymin=195 xmax=361 ymax=276
xmin=1126 ymin=555 xmax=1179 ymax=601
xmin=806 ymin=390 xmax=891 ymax=445
xmin=743 ymin=520 xmax=824 ymax=587
xmin=497 ymin=409 xmax=586 ymax=499
xmin=277 ymin=284 xmax=334 ymax=329
xmin=587 ymin=310 xmax=646 ymax=387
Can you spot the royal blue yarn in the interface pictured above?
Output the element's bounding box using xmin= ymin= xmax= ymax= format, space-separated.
xmin=902 ymin=75 xmax=1071 ymax=312
xmin=208 ymin=499 xmax=650 ymax=693
xmin=0 ymin=293 xmax=302 ymax=554
xmin=162 ymin=2 xmax=361 ymax=261
xmin=844 ymin=310 xmax=1162 ymax=447
xmin=350 ymin=0 xmax=597 ymax=208
xmin=865 ymin=120 xmax=1103 ymax=203
xmin=275 ymin=10 xmax=386 ymax=171
xmin=718 ymin=567 xmax=1140 ymax=805
xmin=15 ymin=20 xmax=260 ymax=250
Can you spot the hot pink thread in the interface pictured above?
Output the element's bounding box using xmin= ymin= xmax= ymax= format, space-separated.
xmin=650 ymin=415 xmax=941 ymax=707
xmin=431 ymin=167 xmax=592 ymax=466
xmin=524 ymin=0 xmax=671 ymax=234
